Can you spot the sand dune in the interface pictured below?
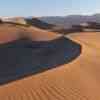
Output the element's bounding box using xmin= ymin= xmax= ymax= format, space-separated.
xmin=0 ymin=24 xmax=61 ymax=43
xmin=0 ymin=36 xmax=81 ymax=85
xmin=0 ymin=28 xmax=99 ymax=100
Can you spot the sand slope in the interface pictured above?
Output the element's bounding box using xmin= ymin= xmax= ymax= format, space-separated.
xmin=0 ymin=31 xmax=100 ymax=100
xmin=0 ymin=24 xmax=61 ymax=44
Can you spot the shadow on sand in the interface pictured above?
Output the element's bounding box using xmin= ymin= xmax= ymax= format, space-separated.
xmin=0 ymin=36 xmax=81 ymax=85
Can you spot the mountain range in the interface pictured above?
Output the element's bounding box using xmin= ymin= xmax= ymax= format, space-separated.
xmin=39 ymin=14 xmax=100 ymax=28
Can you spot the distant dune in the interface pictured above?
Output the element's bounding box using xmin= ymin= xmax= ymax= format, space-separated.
xmin=0 ymin=23 xmax=99 ymax=100
xmin=25 ymin=18 xmax=55 ymax=30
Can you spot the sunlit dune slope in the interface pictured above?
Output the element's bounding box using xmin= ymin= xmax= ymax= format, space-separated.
xmin=0 ymin=24 xmax=19 ymax=43
xmin=0 ymin=29 xmax=100 ymax=100
xmin=0 ymin=24 xmax=61 ymax=43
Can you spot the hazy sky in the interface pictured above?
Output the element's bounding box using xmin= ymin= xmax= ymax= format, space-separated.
xmin=0 ymin=0 xmax=99 ymax=17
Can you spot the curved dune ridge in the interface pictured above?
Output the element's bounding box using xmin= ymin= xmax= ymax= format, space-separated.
xmin=0 ymin=35 xmax=81 ymax=85
xmin=0 ymin=25 xmax=99 ymax=100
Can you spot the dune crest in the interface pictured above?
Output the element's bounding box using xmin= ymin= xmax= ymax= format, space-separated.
xmin=0 ymin=36 xmax=81 ymax=85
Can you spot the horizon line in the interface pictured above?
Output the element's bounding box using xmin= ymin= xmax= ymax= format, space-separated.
xmin=0 ymin=13 xmax=100 ymax=18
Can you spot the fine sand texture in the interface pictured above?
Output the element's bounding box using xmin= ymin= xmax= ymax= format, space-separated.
xmin=0 ymin=25 xmax=99 ymax=100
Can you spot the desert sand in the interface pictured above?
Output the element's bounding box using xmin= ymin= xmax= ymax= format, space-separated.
xmin=0 ymin=24 xmax=99 ymax=100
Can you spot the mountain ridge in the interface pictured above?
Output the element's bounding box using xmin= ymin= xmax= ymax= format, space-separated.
xmin=39 ymin=14 xmax=100 ymax=28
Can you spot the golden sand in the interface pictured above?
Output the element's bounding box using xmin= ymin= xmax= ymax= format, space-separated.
xmin=0 ymin=26 xmax=99 ymax=100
